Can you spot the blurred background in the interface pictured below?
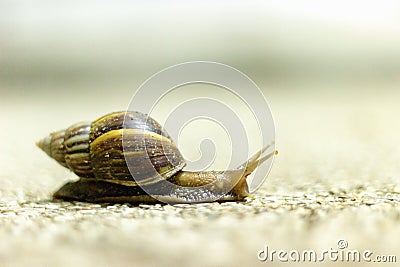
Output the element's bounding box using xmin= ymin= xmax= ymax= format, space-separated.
xmin=1 ymin=1 xmax=400 ymax=266
xmin=1 ymin=0 xmax=400 ymax=90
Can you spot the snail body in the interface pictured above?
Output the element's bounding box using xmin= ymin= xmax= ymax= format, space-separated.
xmin=37 ymin=111 xmax=275 ymax=204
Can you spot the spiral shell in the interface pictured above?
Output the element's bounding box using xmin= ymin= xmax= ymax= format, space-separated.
xmin=37 ymin=111 xmax=186 ymax=186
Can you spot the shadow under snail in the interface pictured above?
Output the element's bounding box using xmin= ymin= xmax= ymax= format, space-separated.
xmin=37 ymin=111 xmax=276 ymax=204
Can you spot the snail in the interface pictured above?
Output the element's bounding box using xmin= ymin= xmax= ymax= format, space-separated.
xmin=37 ymin=111 xmax=276 ymax=204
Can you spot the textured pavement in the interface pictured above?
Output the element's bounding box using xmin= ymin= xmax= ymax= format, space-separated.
xmin=1 ymin=88 xmax=400 ymax=266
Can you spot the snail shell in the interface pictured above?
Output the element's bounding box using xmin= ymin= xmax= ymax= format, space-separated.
xmin=37 ymin=111 xmax=275 ymax=204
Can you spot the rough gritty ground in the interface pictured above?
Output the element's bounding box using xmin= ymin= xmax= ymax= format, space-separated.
xmin=1 ymin=88 xmax=400 ymax=266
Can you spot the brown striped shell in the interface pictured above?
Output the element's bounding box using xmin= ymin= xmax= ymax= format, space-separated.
xmin=37 ymin=111 xmax=186 ymax=186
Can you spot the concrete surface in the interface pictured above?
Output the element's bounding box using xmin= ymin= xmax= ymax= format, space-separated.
xmin=1 ymin=87 xmax=400 ymax=266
